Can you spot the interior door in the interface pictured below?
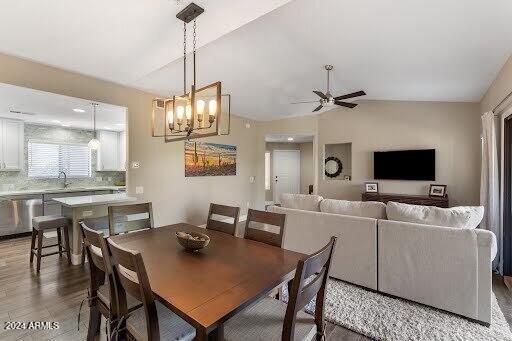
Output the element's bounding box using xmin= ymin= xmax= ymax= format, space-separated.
xmin=273 ymin=150 xmax=300 ymax=204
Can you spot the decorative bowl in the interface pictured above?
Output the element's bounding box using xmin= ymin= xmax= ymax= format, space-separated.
xmin=175 ymin=231 xmax=210 ymax=251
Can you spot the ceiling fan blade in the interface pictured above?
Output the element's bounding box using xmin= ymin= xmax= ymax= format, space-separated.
xmin=334 ymin=101 xmax=358 ymax=108
xmin=334 ymin=90 xmax=366 ymax=101
xmin=313 ymin=90 xmax=328 ymax=99
xmin=291 ymin=100 xmax=318 ymax=104
xmin=313 ymin=104 xmax=323 ymax=112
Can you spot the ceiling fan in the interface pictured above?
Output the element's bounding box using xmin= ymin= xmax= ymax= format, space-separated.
xmin=292 ymin=65 xmax=366 ymax=112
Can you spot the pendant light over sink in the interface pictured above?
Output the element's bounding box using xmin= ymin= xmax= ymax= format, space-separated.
xmin=151 ymin=2 xmax=231 ymax=142
xmin=88 ymin=103 xmax=100 ymax=150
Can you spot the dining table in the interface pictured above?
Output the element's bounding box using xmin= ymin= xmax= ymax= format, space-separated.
xmin=110 ymin=223 xmax=306 ymax=340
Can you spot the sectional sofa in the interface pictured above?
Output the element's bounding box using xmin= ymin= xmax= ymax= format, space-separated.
xmin=267 ymin=194 xmax=497 ymax=325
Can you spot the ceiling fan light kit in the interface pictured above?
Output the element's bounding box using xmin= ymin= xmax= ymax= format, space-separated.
xmin=292 ymin=65 xmax=367 ymax=112
xmin=151 ymin=2 xmax=231 ymax=143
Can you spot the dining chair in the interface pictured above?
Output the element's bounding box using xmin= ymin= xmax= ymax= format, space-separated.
xmin=80 ymin=222 xmax=142 ymax=340
xmin=206 ymin=203 xmax=240 ymax=236
xmin=244 ymin=209 xmax=286 ymax=247
xmin=107 ymin=238 xmax=196 ymax=341
xmin=108 ymin=202 xmax=154 ymax=235
xmin=223 ymin=236 xmax=337 ymax=341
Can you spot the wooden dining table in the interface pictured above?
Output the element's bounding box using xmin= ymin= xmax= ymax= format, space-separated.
xmin=110 ymin=223 xmax=306 ymax=340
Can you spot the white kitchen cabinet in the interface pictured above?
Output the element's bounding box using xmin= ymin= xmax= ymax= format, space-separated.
xmin=0 ymin=119 xmax=24 ymax=171
xmin=97 ymin=130 xmax=126 ymax=171
xmin=118 ymin=130 xmax=126 ymax=171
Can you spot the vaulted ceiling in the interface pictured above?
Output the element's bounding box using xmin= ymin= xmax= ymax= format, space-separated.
xmin=0 ymin=0 xmax=511 ymax=120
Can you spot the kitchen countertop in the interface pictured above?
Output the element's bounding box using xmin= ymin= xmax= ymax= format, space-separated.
xmin=53 ymin=193 xmax=136 ymax=208
xmin=0 ymin=186 xmax=126 ymax=198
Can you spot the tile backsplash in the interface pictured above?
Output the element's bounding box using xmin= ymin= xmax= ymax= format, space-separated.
xmin=0 ymin=124 xmax=125 ymax=191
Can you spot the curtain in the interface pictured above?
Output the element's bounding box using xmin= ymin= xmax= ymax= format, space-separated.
xmin=480 ymin=111 xmax=500 ymax=270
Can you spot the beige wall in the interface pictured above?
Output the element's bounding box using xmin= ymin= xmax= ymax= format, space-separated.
xmin=0 ymin=52 xmax=257 ymax=227
xmin=254 ymin=101 xmax=482 ymax=207
xmin=481 ymin=55 xmax=512 ymax=113
xmin=318 ymin=101 xmax=481 ymax=206
xmin=265 ymin=142 xmax=313 ymax=201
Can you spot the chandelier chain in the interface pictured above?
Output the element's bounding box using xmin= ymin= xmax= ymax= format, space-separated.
xmin=183 ymin=22 xmax=187 ymax=94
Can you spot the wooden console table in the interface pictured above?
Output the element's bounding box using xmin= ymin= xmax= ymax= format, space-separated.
xmin=362 ymin=192 xmax=449 ymax=208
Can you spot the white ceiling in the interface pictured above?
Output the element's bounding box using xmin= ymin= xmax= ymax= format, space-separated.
xmin=0 ymin=83 xmax=126 ymax=131
xmin=266 ymin=134 xmax=314 ymax=143
xmin=0 ymin=0 xmax=511 ymax=120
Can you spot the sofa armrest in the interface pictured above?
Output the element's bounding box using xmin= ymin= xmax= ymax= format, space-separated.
xmin=378 ymin=220 xmax=493 ymax=323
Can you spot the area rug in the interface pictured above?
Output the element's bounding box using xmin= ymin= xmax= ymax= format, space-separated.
xmin=282 ymin=279 xmax=512 ymax=341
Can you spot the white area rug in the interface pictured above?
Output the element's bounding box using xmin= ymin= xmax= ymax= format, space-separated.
xmin=283 ymin=279 xmax=512 ymax=341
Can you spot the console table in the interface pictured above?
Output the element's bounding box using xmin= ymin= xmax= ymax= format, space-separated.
xmin=362 ymin=192 xmax=449 ymax=208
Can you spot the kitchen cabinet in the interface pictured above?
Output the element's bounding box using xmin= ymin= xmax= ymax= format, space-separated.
xmin=0 ymin=119 xmax=24 ymax=171
xmin=97 ymin=130 xmax=126 ymax=171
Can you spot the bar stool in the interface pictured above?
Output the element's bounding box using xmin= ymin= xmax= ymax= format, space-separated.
xmin=30 ymin=215 xmax=71 ymax=272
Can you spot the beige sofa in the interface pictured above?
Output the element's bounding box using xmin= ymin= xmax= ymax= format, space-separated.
xmin=268 ymin=194 xmax=497 ymax=325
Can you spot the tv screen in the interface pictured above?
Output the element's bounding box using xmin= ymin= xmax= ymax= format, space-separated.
xmin=374 ymin=149 xmax=435 ymax=181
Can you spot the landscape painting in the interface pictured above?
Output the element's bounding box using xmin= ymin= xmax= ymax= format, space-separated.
xmin=185 ymin=141 xmax=237 ymax=177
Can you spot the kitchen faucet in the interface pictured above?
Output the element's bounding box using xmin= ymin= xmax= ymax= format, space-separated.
xmin=58 ymin=171 xmax=70 ymax=188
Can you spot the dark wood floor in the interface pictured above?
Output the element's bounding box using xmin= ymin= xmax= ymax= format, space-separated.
xmin=0 ymin=236 xmax=510 ymax=341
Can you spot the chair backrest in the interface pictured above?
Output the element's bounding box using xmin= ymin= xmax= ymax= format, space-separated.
xmin=108 ymin=203 xmax=154 ymax=235
xmin=244 ymin=209 xmax=286 ymax=247
xmin=107 ymin=238 xmax=159 ymax=340
xmin=206 ymin=203 xmax=240 ymax=236
xmin=80 ymin=221 xmax=117 ymax=312
xmin=283 ymin=236 xmax=337 ymax=341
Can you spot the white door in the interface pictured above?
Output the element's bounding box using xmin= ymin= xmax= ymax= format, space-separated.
xmin=273 ymin=150 xmax=300 ymax=204
xmin=118 ymin=131 xmax=126 ymax=171
xmin=2 ymin=119 xmax=24 ymax=171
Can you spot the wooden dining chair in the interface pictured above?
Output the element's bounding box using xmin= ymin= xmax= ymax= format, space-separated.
xmin=223 ymin=236 xmax=337 ymax=341
xmin=244 ymin=209 xmax=286 ymax=247
xmin=107 ymin=238 xmax=195 ymax=341
xmin=79 ymin=222 xmax=142 ymax=340
xmin=206 ymin=203 xmax=240 ymax=236
xmin=108 ymin=202 xmax=154 ymax=235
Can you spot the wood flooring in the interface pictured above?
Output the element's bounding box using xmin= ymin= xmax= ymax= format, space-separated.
xmin=0 ymin=236 xmax=510 ymax=341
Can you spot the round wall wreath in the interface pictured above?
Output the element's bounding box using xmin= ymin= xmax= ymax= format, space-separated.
xmin=325 ymin=156 xmax=343 ymax=178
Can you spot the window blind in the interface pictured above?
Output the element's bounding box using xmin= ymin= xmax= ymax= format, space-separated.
xmin=28 ymin=141 xmax=91 ymax=178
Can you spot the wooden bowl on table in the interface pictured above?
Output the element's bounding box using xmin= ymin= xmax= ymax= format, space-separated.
xmin=175 ymin=231 xmax=210 ymax=251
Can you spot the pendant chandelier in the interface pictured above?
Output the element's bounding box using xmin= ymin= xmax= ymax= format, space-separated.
xmin=88 ymin=103 xmax=100 ymax=150
xmin=152 ymin=3 xmax=230 ymax=142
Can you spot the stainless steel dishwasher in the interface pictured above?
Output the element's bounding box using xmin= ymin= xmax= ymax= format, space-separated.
xmin=0 ymin=195 xmax=43 ymax=237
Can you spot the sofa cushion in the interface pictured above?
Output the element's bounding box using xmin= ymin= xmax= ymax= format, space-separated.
xmin=386 ymin=201 xmax=484 ymax=229
xmin=320 ymin=199 xmax=387 ymax=219
xmin=280 ymin=194 xmax=323 ymax=212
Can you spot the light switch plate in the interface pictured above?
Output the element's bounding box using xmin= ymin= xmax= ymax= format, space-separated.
xmin=82 ymin=210 xmax=93 ymax=217
xmin=249 ymin=176 xmax=255 ymax=183
xmin=135 ymin=186 xmax=144 ymax=194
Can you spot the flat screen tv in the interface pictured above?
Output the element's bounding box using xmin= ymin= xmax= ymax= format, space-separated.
xmin=374 ymin=149 xmax=435 ymax=181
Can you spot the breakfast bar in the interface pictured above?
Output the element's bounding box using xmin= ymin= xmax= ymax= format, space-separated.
xmin=53 ymin=193 xmax=136 ymax=264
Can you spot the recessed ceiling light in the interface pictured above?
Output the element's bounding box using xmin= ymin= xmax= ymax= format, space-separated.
xmin=52 ymin=120 xmax=61 ymax=124
xmin=73 ymin=108 xmax=85 ymax=113
xmin=287 ymin=137 xmax=294 ymax=141
xmin=61 ymin=123 xmax=71 ymax=127
xmin=104 ymin=126 xmax=112 ymax=130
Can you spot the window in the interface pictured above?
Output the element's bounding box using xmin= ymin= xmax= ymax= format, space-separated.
xmin=28 ymin=141 xmax=91 ymax=178
xmin=264 ymin=151 xmax=271 ymax=190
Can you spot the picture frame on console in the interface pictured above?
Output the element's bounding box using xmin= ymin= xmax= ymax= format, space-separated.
xmin=365 ymin=182 xmax=379 ymax=193
xmin=429 ymin=184 xmax=447 ymax=197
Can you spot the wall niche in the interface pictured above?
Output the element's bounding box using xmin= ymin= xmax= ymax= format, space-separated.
xmin=324 ymin=143 xmax=352 ymax=180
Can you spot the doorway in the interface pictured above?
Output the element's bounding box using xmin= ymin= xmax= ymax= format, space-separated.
xmin=503 ymin=115 xmax=512 ymax=277
xmin=273 ymin=150 xmax=301 ymax=203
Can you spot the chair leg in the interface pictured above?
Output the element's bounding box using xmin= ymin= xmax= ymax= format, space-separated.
xmin=86 ymin=306 xmax=102 ymax=341
xmin=63 ymin=224 xmax=72 ymax=265
xmin=36 ymin=230 xmax=43 ymax=272
xmin=57 ymin=228 xmax=63 ymax=257
xmin=29 ymin=230 xmax=37 ymax=263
